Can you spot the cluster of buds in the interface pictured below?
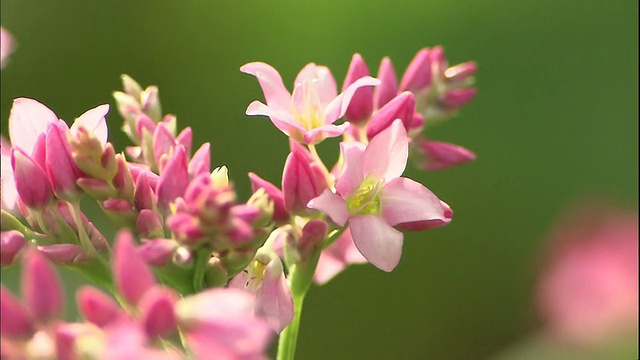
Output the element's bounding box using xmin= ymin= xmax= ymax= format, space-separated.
xmin=1 ymin=45 xmax=477 ymax=358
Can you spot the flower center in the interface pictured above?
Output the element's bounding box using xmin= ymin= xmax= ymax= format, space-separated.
xmin=346 ymin=178 xmax=383 ymax=216
xmin=292 ymin=79 xmax=325 ymax=130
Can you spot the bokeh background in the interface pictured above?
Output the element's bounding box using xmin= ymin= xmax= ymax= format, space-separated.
xmin=1 ymin=1 xmax=637 ymax=359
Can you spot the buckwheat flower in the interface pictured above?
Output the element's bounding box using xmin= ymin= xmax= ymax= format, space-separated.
xmin=241 ymin=61 xmax=380 ymax=144
xmin=308 ymin=120 xmax=451 ymax=271
xmin=0 ymin=27 xmax=15 ymax=69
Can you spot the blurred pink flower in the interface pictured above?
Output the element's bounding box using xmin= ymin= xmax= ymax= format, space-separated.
xmin=0 ymin=27 xmax=15 ymax=68
xmin=537 ymin=203 xmax=639 ymax=346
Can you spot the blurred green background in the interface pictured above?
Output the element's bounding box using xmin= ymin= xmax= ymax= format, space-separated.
xmin=1 ymin=1 xmax=637 ymax=359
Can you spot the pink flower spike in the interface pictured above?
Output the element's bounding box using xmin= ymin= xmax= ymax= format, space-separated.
xmin=113 ymin=230 xmax=156 ymax=305
xmin=139 ymin=286 xmax=178 ymax=338
xmin=11 ymin=148 xmax=54 ymax=209
xmin=249 ymin=172 xmax=289 ymax=223
xmin=1 ymin=286 xmax=34 ymax=339
xmin=71 ymin=104 xmax=109 ymax=146
xmin=365 ymin=91 xmax=416 ymax=140
xmin=8 ymin=98 xmax=57 ymax=154
xmin=0 ymin=27 xmax=15 ymax=68
xmin=23 ymin=249 xmax=64 ymax=323
xmin=156 ymin=145 xmax=189 ymax=211
xmin=342 ymin=53 xmax=373 ymax=123
xmin=399 ymin=47 xmax=433 ymax=93
xmin=373 ymin=57 xmax=399 ymax=109
xmin=77 ymin=286 xmax=121 ymax=327
xmin=416 ymin=139 xmax=476 ymax=171
xmin=1 ymin=230 xmax=26 ymax=265
xmin=46 ymin=121 xmax=85 ymax=201
xmin=188 ymin=142 xmax=211 ymax=177
xmin=255 ymin=257 xmax=294 ymax=333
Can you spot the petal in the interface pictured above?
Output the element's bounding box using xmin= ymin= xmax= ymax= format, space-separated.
xmin=342 ymin=53 xmax=373 ymax=123
xmin=246 ymin=100 xmax=306 ymax=141
xmin=314 ymin=228 xmax=366 ymax=285
xmin=156 ymin=145 xmax=189 ymax=210
xmin=23 ymin=249 xmax=64 ymax=323
xmin=255 ymin=258 xmax=294 ymax=333
xmin=113 ymin=230 xmax=156 ymax=305
xmin=9 ymin=98 xmax=58 ymax=153
xmin=363 ymin=119 xmax=408 ymax=181
xmin=373 ymin=57 xmax=398 ymax=109
xmin=248 ymin=172 xmax=289 ymax=223
xmin=399 ymin=48 xmax=433 ymax=92
xmin=241 ymin=62 xmax=291 ymax=110
xmin=307 ymin=189 xmax=349 ymax=227
xmin=71 ymin=104 xmax=109 ymax=145
xmin=334 ymin=141 xmax=366 ymax=197
xmin=302 ymin=122 xmax=349 ymax=145
xmin=365 ymin=91 xmax=415 ymax=140
xmin=77 ymin=286 xmax=121 ymax=327
xmin=324 ymin=76 xmax=380 ymax=124
xmin=349 ymin=215 xmax=403 ymax=272
xmin=380 ymin=177 xmax=447 ymax=226
xmin=294 ymin=63 xmax=337 ymax=107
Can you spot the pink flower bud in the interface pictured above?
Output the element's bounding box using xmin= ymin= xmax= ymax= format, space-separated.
xmin=415 ymin=139 xmax=476 ymax=171
xmin=249 ymin=172 xmax=289 ymax=223
xmin=45 ymin=121 xmax=85 ymax=201
xmin=112 ymin=155 xmax=135 ymax=200
xmin=445 ymin=61 xmax=477 ymax=83
xmin=440 ymin=88 xmax=477 ymax=109
xmin=136 ymin=209 xmax=164 ymax=239
xmin=0 ymin=286 xmax=34 ymax=339
xmin=342 ymin=53 xmax=373 ymax=123
xmin=37 ymin=244 xmax=88 ymax=264
xmin=166 ymin=213 xmax=205 ymax=245
xmin=176 ymin=127 xmax=193 ymax=157
xmin=188 ymin=142 xmax=211 ymax=177
xmin=137 ymin=239 xmax=178 ymax=266
xmin=282 ymin=142 xmax=327 ymax=214
xmin=139 ymin=287 xmax=177 ymax=338
xmin=121 ymin=74 xmax=144 ymax=99
xmin=373 ymin=57 xmax=399 ymax=109
xmin=141 ymin=86 xmax=162 ymax=122
xmin=12 ymin=148 xmax=53 ymax=209
xmin=23 ymin=249 xmax=64 ymax=323
xmin=153 ymin=123 xmax=176 ymax=172
xmin=77 ymin=286 xmax=121 ymax=327
xmin=366 ymin=91 xmax=415 ymax=140
xmin=113 ymin=230 xmax=156 ymax=305
xmin=135 ymin=114 xmax=156 ymax=141
xmin=399 ymin=47 xmax=432 ymax=93
xmin=134 ymin=172 xmax=156 ymax=211
xmin=156 ymin=145 xmax=189 ymax=211
xmin=1 ymin=230 xmax=25 ymax=265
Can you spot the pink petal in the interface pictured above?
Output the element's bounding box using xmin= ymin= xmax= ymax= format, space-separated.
xmin=255 ymin=258 xmax=294 ymax=333
xmin=373 ymin=57 xmax=398 ymax=109
xmin=188 ymin=142 xmax=211 ymax=177
xmin=307 ymin=189 xmax=349 ymax=227
xmin=246 ymin=100 xmax=306 ymax=141
xmin=334 ymin=141 xmax=366 ymax=197
xmin=139 ymin=286 xmax=178 ymax=338
xmin=1 ymin=137 xmax=18 ymax=212
xmin=380 ymin=177 xmax=448 ymax=226
xmin=302 ymin=122 xmax=350 ymax=145
xmin=113 ymin=230 xmax=156 ymax=305
xmin=248 ymin=172 xmax=289 ymax=223
xmin=0 ymin=27 xmax=15 ymax=68
xmin=362 ymin=119 xmax=408 ymax=181
xmin=241 ymin=62 xmax=291 ymax=111
xmin=0 ymin=286 xmax=34 ymax=339
xmin=294 ymin=63 xmax=337 ymax=107
xmin=314 ymin=228 xmax=366 ymax=285
xmin=1 ymin=230 xmax=25 ymax=265
xmin=324 ymin=76 xmax=380 ymax=124
xmin=77 ymin=286 xmax=121 ymax=327
xmin=349 ymin=214 xmax=403 ymax=272
xmin=71 ymin=104 xmax=109 ymax=146
xmin=23 ymin=249 xmax=64 ymax=323
xmin=9 ymin=98 xmax=58 ymax=154
xmin=45 ymin=121 xmax=84 ymax=200
xmin=156 ymin=145 xmax=189 ymax=210
xmin=365 ymin=91 xmax=415 ymax=140
xmin=11 ymin=148 xmax=54 ymax=209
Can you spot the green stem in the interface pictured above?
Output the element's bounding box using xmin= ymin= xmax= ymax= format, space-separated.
xmin=192 ymin=248 xmax=211 ymax=292
xmin=277 ymin=292 xmax=305 ymax=360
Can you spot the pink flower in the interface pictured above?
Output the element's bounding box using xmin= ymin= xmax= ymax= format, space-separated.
xmin=309 ymin=120 xmax=451 ymax=271
xmin=241 ymin=62 xmax=379 ymax=144
xmin=537 ymin=204 xmax=639 ymax=346
xmin=0 ymin=27 xmax=15 ymax=69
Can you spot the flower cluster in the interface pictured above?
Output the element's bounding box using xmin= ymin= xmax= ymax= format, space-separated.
xmin=1 ymin=47 xmax=476 ymax=358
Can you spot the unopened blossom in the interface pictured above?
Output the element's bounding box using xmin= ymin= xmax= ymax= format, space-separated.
xmin=0 ymin=27 xmax=15 ymax=69
xmin=309 ymin=120 xmax=451 ymax=271
xmin=241 ymin=61 xmax=379 ymax=144
xmin=537 ymin=204 xmax=639 ymax=346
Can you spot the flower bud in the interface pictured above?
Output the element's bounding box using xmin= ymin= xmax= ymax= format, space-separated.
xmin=1 ymin=230 xmax=25 ymax=265
xmin=366 ymin=91 xmax=415 ymax=140
xmin=342 ymin=53 xmax=373 ymax=123
xmin=23 ymin=249 xmax=64 ymax=323
xmin=373 ymin=57 xmax=398 ymax=109
xmin=12 ymin=148 xmax=53 ymax=209
xmin=249 ymin=172 xmax=289 ymax=223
